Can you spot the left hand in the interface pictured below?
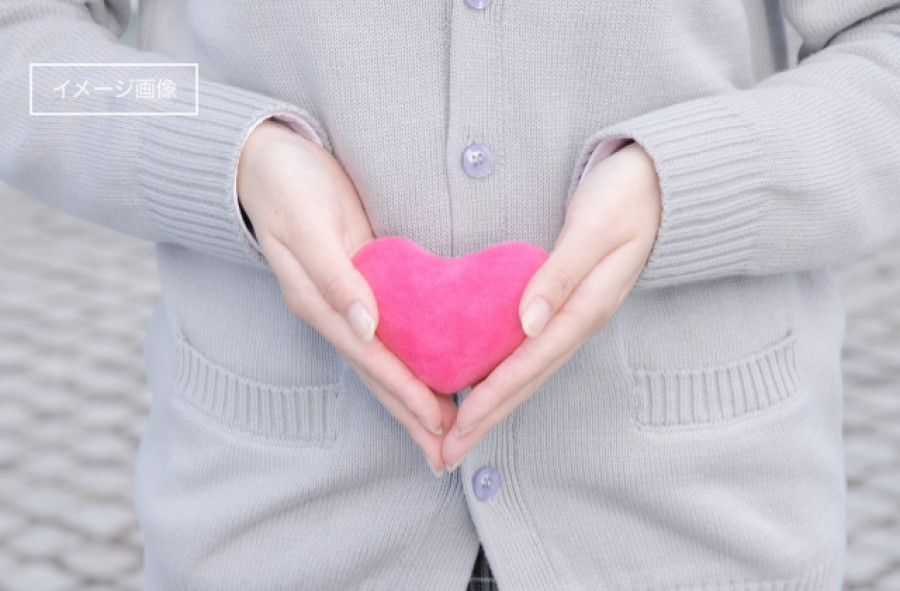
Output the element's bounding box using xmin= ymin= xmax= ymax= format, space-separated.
xmin=441 ymin=142 xmax=662 ymax=469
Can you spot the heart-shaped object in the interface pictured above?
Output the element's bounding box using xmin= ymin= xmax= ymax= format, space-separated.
xmin=352 ymin=237 xmax=548 ymax=394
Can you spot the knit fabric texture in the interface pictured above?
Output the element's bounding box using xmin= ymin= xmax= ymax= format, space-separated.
xmin=3 ymin=0 xmax=900 ymax=589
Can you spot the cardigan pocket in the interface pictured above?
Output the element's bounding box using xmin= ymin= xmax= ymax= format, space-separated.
xmin=170 ymin=329 xmax=340 ymax=447
xmin=631 ymin=332 xmax=801 ymax=429
xmin=616 ymin=274 xmax=803 ymax=430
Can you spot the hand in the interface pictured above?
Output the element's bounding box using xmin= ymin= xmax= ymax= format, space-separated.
xmin=237 ymin=120 xmax=456 ymax=474
xmin=441 ymin=142 xmax=662 ymax=468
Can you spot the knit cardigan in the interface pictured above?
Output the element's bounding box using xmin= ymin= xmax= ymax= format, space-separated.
xmin=2 ymin=1 xmax=900 ymax=589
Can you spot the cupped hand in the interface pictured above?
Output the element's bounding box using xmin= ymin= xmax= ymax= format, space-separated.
xmin=441 ymin=142 xmax=662 ymax=469
xmin=237 ymin=120 xmax=456 ymax=474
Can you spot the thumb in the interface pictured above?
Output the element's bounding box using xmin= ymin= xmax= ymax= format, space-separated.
xmin=292 ymin=222 xmax=379 ymax=342
xmin=519 ymin=216 xmax=615 ymax=338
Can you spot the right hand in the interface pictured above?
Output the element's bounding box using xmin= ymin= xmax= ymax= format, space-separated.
xmin=237 ymin=120 xmax=455 ymax=475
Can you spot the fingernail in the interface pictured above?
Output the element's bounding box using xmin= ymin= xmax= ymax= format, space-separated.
xmin=428 ymin=460 xmax=444 ymax=478
xmin=447 ymin=460 xmax=461 ymax=473
xmin=521 ymin=297 xmax=550 ymax=337
xmin=456 ymin=421 xmax=479 ymax=438
xmin=346 ymin=302 xmax=375 ymax=342
xmin=418 ymin=415 xmax=443 ymax=436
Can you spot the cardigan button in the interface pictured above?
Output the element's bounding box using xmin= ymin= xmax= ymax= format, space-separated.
xmin=466 ymin=0 xmax=492 ymax=8
xmin=473 ymin=466 xmax=501 ymax=501
xmin=461 ymin=143 xmax=494 ymax=178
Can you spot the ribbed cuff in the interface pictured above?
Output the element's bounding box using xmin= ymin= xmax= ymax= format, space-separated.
xmin=569 ymin=97 xmax=766 ymax=290
xmin=137 ymin=79 xmax=330 ymax=268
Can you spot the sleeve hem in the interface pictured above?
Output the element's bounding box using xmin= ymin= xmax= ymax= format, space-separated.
xmin=568 ymin=97 xmax=767 ymax=290
xmin=136 ymin=80 xmax=330 ymax=268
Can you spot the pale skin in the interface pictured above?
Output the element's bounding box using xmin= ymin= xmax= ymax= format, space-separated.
xmin=237 ymin=120 xmax=662 ymax=475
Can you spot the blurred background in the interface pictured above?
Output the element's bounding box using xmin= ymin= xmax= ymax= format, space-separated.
xmin=1 ymin=3 xmax=899 ymax=590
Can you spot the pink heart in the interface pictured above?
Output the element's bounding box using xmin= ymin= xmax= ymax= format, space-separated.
xmin=352 ymin=237 xmax=549 ymax=394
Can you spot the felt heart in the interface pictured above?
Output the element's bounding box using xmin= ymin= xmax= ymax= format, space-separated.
xmin=352 ymin=237 xmax=548 ymax=394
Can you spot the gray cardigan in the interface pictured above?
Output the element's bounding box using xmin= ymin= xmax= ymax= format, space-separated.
xmin=2 ymin=1 xmax=900 ymax=589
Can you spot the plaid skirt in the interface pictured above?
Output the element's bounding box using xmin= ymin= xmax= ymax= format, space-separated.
xmin=467 ymin=545 xmax=498 ymax=591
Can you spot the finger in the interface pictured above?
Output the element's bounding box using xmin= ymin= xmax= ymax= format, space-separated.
xmin=346 ymin=359 xmax=447 ymax=475
xmin=453 ymin=310 xmax=583 ymax=440
xmin=519 ymin=200 xmax=624 ymax=339
xmin=265 ymin=237 xmax=445 ymax=436
xmin=445 ymin=242 xmax=647 ymax=465
xmin=262 ymin=152 xmax=377 ymax=343
xmin=469 ymin=241 xmax=647 ymax=427
xmin=278 ymin=216 xmax=379 ymax=343
xmin=437 ymin=392 xmax=459 ymax=438
xmin=442 ymin=338 xmax=583 ymax=469
xmin=351 ymin=337 xmax=447 ymax=435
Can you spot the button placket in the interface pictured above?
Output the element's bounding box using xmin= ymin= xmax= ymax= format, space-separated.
xmin=446 ymin=0 xmax=506 ymax=253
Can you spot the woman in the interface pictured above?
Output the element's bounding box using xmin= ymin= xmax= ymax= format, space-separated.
xmin=2 ymin=1 xmax=899 ymax=588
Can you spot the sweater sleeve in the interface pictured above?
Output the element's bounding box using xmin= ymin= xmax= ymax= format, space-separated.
xmin=569 ymin=2 xmax=900 ymax=290
xmin=0 ymin=0 xmax=331 ymax=269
